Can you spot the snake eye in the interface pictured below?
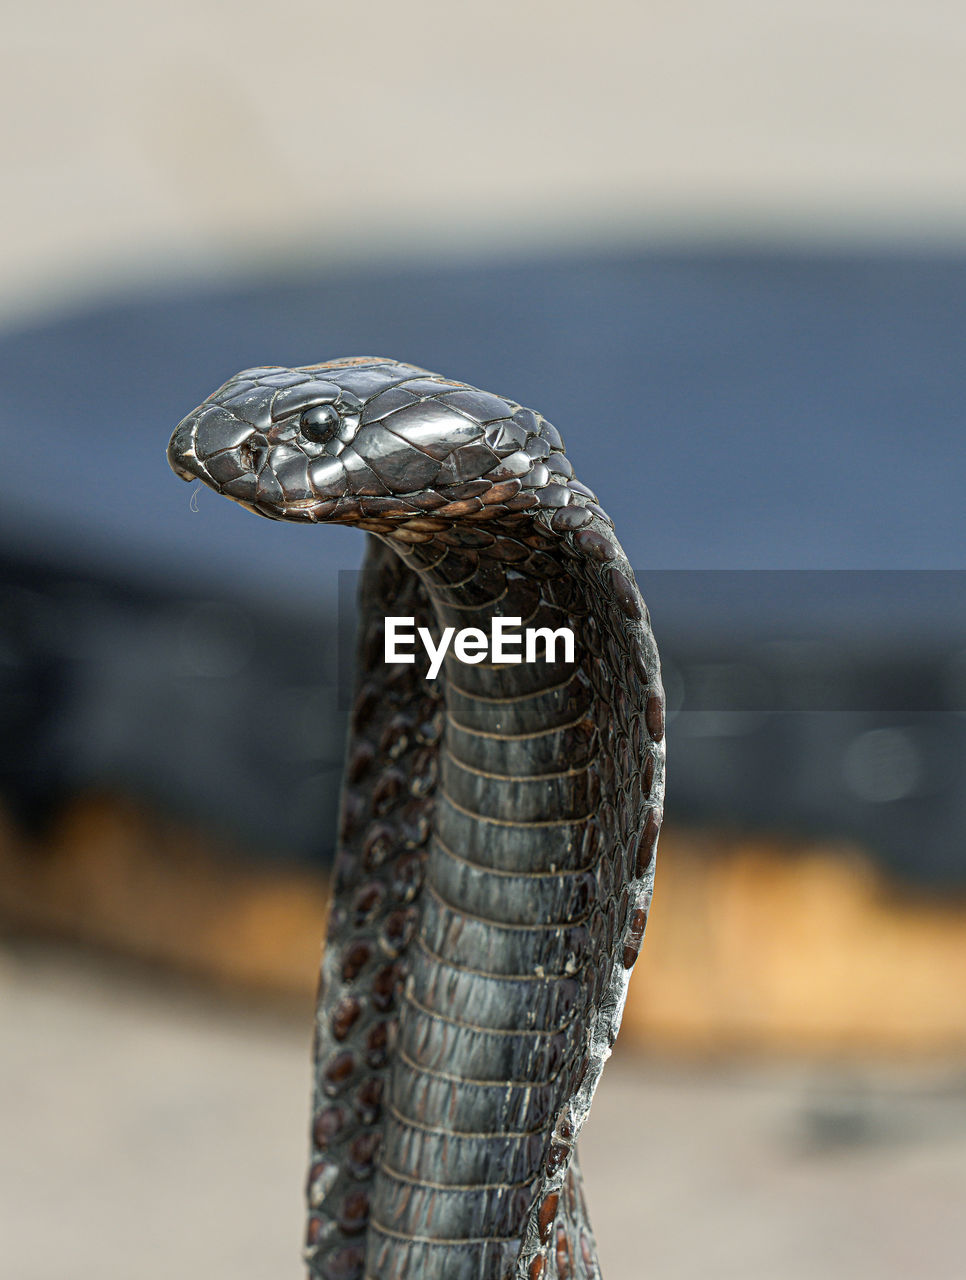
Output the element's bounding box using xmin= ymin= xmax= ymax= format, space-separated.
xmin=300 ymin=403 xmax=341 ymax=442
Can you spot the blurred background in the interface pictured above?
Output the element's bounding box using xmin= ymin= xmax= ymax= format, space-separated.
xmin=2 ymin=2 xmax=965 ymax=1277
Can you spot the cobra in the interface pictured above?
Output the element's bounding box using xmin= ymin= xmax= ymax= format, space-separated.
xmin=167 ymin=357 xmax=665 ymax=1280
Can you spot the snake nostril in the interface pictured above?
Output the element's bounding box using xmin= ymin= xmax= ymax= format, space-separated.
xmin=240 ymin=435 xmax=269 ymax=472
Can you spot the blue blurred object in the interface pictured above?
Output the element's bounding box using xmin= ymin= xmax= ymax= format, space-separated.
xmin=0 ymin=249 xmax=963 ymax=877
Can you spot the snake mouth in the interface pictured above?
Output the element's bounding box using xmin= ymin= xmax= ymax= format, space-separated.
xmin=279 ymin=496 xmax=322 ymax=510
xmin=171 ymin=459 xmax=198 ymax=483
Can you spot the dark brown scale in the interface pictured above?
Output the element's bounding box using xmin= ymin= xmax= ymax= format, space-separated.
xmin=323 ymin=1052 xmax=356 ymax=1094
xmin=380 ymin=714 xmax=412 ymax=758
xmin=572 ymin=1054 xmax=591 ymax=1094
xmin=341 ymin=940 xmax=372 ymax=982
xmin=370 ymin=964 xmax=400 ymax=1012
xmin=645 ymin=689 xmax=665 ymax=741
xmin=436 ymin=496 xmax=485 ymax=516
xmin=415 ymin=708 xmax=444 ymax=745
xmin=347 ymin=742 xmax=375 ymax=784
xmin=633 ymin=645 xmax=650 ymax=682
xmin=627 ymin=769 xmax=642 ymax=817
xmin=538 ymin=1193 xmax=559 ymax=1244
xmin=371 ymin=769 xmax=406 ymax=815
xmin=511 ymin=407 xmax=540 ymax=434
xmin=390 ymin=853 xmax=423 ymax=902
xmin=352 ymin=1077 xmax=383 ymax=1125
xmin=313 ymin=1106 xmax=347 ymax=1150
xmin=306 ymin=1160 xmax=328 ymax=1197
xmin=364 ymin=1021 xmax=392 ymax=1068
xmin=407 ymin=490 xmax=449 ymax=510
xmin=551 ymin=505 xmax=592 ymax=532
xmin=487 ymin=534 xmax=531 ymax=562
xmin=331 ymin=996 xmax=362 ymax=1041
xmin=338 ymin=1189 xmax=370 ymax=1236
xmin=352 ymin=882 xmax=385 ymax=925
xmin=622 ymin=835 xmax=638 ymax=883
xmin=555 ymin=1225 xmax=574 ymax=1280
xmin=573 ymin=528 xmax=616 ymax=562
xmin=545 ymin=452 xmax=573 ymax=478
xmin=484 ymin=477 xmax=524 ymax=503
xmin=529 ymin=1257 xmax=546 ymax=1280
xmin=536 ymin=483 xmax=573 ymax=507
xmin=361 ymin=824 xmax=395 ymax=870
xmin=538 ymin=420 xmax=563 ymax=451
xmin=399 ymin=799 xmax=432 ymax=847
xmin=506 ymin=490 xmax=540 ymax=510
xmin=623 ymin=909 xmax=648 ymax=968
xmin=610 ymin=567 xmax=641 ymax=618
xmin=636 ymin=809 xmax=662 ymax=877
xmin=381 ymin=907 xmax=415 ymax=955
xmin=408 ymin=746 xmax=438 ymax=796
xmin=440 ymin=479 xmax=492 ymax=501
xmin=642 ymin=751 xmax=655 ymax=797
xmin=347 ymin=1129 xmax=381 ymax=1179
xmin=490 ymin=450 xmax=532 ymax=482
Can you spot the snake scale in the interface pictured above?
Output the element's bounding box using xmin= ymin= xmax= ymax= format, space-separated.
xmin=167 ymin=357 xmax=665 ymax=1280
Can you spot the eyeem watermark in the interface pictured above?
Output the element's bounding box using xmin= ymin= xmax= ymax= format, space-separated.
xmin=385 ymin=616 xmax=575 ymax=679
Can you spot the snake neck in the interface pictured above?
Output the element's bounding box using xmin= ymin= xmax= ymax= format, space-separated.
xmin=307 ymin=512 xmax=664 ymax=1280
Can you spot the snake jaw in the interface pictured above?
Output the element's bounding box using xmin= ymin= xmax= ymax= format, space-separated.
xmin=171 ymin=459 xmax=196 ymax=483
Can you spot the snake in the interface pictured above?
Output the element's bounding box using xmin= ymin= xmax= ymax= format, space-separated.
xmin=167 ymin=357 xmax=665 ymax=1280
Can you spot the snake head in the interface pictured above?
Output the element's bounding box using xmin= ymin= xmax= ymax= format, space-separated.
xmin=167 ymin=357 xmax=573 ymax=525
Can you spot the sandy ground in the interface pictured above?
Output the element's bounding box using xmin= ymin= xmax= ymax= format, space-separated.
xmin=2 ymin=939 xmax=965 ymax=1280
